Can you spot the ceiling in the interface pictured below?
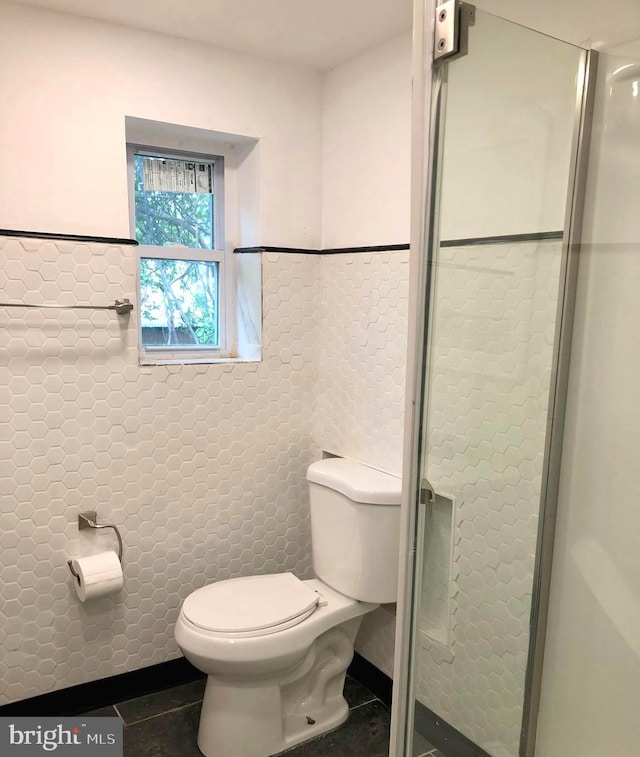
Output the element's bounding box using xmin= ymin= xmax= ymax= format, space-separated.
xmin=13 ymin=0 xmax=413 ymax=71
xmin=13 ymin=0 xmax=640 ymax=71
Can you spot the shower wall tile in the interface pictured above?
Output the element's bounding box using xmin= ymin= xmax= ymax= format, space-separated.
xmin=313 ymin=251 xmax=410 ymax=478
xmin=0 ymin=239 xmax=320 ymax=705
xmin=415 ymin=240 xmax=562 ymax=757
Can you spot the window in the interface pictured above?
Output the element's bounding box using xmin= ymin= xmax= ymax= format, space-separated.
xmin=128 ymin=146 xmax=233 ymax=363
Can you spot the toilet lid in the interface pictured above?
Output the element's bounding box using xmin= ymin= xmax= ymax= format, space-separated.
xmin=182 ymin=573 xmax=320 ymax=636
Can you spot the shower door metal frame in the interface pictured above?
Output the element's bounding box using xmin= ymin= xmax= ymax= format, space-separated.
xmin=390 ymin=1 xmax=599 ymax=755
xmin=388 ymin=0 xmax=439 ymax=753
xmin=520 ymin=46 xmax=598 ymax=757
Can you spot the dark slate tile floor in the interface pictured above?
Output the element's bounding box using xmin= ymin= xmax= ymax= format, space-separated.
xmin=116 ymin=679 xmax=206 ymax=726
xmin=280 ymin=699 xmax=389 ymax=757
xmin=80 ymin=674 xmax=393 ymax=756
xmin=80 ymin=674 xmax=447 ymax=757
xmin=412 ymin=728 xmax=446 ymax=756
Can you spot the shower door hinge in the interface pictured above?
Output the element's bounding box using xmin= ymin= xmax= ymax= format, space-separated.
xmin=434 ymin=1 xmax=475 ymax=62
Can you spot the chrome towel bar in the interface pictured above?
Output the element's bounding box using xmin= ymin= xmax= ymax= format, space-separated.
xmin=0 ymin=298 xmax=133 ymax=315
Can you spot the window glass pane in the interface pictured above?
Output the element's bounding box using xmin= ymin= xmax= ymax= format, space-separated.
xmin=134 ymin=155 xmax=214 ymax=249
xmin=140 ymin=258 xmax=219 ymax=348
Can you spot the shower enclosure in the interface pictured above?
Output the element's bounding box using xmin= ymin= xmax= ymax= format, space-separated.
xmin=391 ymin=2 xmax=596 ymax=756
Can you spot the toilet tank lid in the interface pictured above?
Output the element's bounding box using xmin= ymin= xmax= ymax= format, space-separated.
xmin=307 ymin=458 xmax=402 ymax=505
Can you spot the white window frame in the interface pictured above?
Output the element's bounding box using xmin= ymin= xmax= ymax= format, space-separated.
xmin=127 ymin=144 xmax=236 ymax=364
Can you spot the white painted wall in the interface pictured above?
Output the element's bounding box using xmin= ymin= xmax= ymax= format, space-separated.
xmin=0 ymin=1 xmax=322 ymax=247
xmin=322 ymin=32 xmax=412 ymax=248
xmin=536 ymin=42 xmax=640 ymax=756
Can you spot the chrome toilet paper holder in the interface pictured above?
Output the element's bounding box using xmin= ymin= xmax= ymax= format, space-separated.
xmin=67 ymin=511 xmax=124 ymax=584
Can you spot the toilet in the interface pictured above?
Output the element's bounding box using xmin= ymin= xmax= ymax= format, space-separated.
xmin=175 ymin=457 xmax=402 ymax=757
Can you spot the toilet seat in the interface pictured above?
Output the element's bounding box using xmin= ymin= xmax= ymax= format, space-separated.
xmin=182 ymin=573 xmax=320 ymax=638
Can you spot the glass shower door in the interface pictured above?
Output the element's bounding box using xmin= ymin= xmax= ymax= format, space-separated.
xmin=395 ymin=5 xmax=595 ymax=757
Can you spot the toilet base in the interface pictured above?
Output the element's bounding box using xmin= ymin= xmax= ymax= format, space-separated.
xmin=196 ymin=619 xmax=362 ymax=757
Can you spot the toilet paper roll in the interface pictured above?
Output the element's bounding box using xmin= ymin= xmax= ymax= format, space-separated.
xmin=71 ymin=551 xmax=124 ymax=602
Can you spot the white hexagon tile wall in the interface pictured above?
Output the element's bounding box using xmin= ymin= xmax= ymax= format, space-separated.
xmin=416 ymin=240 xmax=563 ymax=757
xmin=314 ymin=251 xmax=410 ymax=478
xmin=0 ymin=238 xmax=321 ymax=704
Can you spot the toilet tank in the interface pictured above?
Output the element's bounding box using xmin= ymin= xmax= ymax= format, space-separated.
xmin=306 ymin=458 xmax=402 ymax=604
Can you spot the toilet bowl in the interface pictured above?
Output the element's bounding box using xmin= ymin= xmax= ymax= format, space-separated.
xmin=176 ymin=576 xmax=377 ymax=757
xmin=175 ymin=457 xmax=401 ymax=757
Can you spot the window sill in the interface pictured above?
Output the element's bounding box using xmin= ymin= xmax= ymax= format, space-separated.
xmin=139 ymin=343 xmax=261 ymax=366
xmin=139 ymin=354 xmax=261 ymax=367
